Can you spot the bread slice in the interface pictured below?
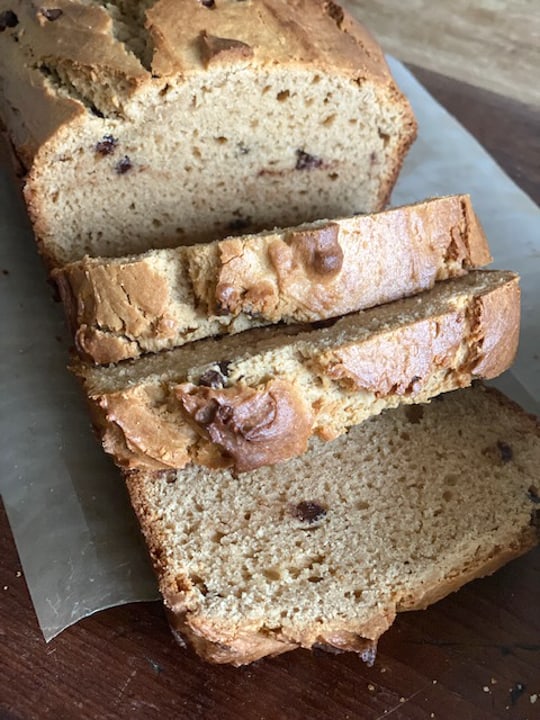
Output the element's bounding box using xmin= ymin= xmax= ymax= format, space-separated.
xmin=54 ymin=195 xmax=492 ymax=364
xmin=77 ymin=270 xmax=520 ymax=474
xmin=0 ymin=0 xmax=416 ymax=268
xmin=125 ymin=385 xmax=540 ymax=666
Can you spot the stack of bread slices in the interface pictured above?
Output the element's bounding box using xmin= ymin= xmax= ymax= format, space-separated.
xmin=1 ymin=0 xmax=538 ymax=666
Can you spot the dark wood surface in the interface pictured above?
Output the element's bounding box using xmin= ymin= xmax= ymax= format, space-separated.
xmin=1 ymin=67 xmax=539 ymax=720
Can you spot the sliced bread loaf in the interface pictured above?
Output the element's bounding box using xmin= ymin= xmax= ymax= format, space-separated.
xmin=54 ymin=195 xmax=491 ymax=364
xmin=125 ymin=385 xmax=540 ymax=665
xmin=77 ymin=270 xmax=520 ymax=474
xmin=0 ymin=0 xmax=416 ymax=267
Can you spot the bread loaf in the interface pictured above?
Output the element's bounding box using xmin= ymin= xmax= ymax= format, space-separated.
xmin=54 ymin=195 xmax=491 ymax=364
xmin=125 ymin=385 xmax=540 ymax=665
xmin=77 ymin=270 xmax=520 ymax=474
xmin=0 ymin=0 xmax=416 ymax=268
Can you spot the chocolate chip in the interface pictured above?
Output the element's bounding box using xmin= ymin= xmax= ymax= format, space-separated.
xmin=496 ymin=440 xmax=513 ymax=463
xmin=199 ymin=361 xmax=231 ymax=389
xmin=528 ymin=485 xmax=540 ymax=504
xmin=2 ymin=269 xmax=9 ymax=275
xmin=323 ymin=1 xmax=344 ymax=27
xmin=199 ymin=370 xmax=224 ymax=389
xmin=193 ymin=398 xmax=219 ymax=426
xmin=40 ymin=8 xmax=63 ymax=21
xmin=295 ymin=149 xmax=323 ymax=170
xmin=0 ymin=10 xmax=18 ymax=30
xmin=115 ymin=155 xmax=132 ymax=174
xmin=226 ymin=216 xmax=251 ymax=232
xmin=218 ymin=360 xmax=231 ymax=375
xmin=406 ymin=376 xmax=422 ymax=394
xmin=95 ymin=134 xmax=118 ymax=156
xmin=292 ymin=501 xmax=327 ymax=523
xmin=405 ymin=405 xmax=424 ymax=424
xmin=90 ymin=104 xmax=104 ymax=118
xmin=200 ymin=0 xmax=215 ymax=7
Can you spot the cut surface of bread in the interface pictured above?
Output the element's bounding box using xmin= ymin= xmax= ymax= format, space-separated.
xmin=0 ymin=0 xmax=416 ymax=267
xmin=77 ymin=271 xmax=520 ymax=474
xmin=54 ymin=195 xmax=492 ymax=364
xmin=125 ymin=385 xmax=540 ymax=666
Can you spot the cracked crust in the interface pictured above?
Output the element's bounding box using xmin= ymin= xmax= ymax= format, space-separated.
xmin=77 ymin=271 xmax=520 ymax=474
xmin=0 ymin=0 xmax=416 ymax=266
xmin=123 ymin=385 xmax=539 ymax=665
xmin=54 ymin=195 xmax=492 ymax=364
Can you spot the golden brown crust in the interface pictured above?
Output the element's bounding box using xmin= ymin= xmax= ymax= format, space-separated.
xmin=0 ymin=0 xmax=147 ymax=163
xmin=198 ymin=30 xmax=254 ymax=68
xmin=175 ymin=379 xmax=313 ymax=473
xmin=97 ymin=386 xmax=197 ymax=471
xmin=55 ymin=196 xmax=492 ymax=364
xmin=53 ymin=256 xmax=177 ymax=363
xmin=319 ymin=312 xmax=466 ymax=397
xmin=0 ymin=0 xmax=411 ymax=165
xmin=147 ymin=0 xmax=395 ymax=80
xmin=397 ymin=528 xmax=538 ymax=613
xmin=166 ymin=610 xmax=381 ymax=666
xmin=80 ymin=272 xmax=520 ymax=474
xmin=469 ymin=278 xmax=521 ymax=378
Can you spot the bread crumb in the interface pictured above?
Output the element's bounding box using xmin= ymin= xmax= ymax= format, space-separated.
xmin=531 ymin=694 xmax=538 ymax=704
xmin=367 ymin=684 xmax=375 ymax=692
xmin=399 ymin=697 xmax=406 ymax=703
xmin=432 ymin=679 xmax=438 ymax=684
xmin=483 ymin=686 xmax=490 ymax=693
xmin=380 ymin=667 xmax=387 ymax=673
xmin=3 ymin=585 xmax=8 ymax=591
xmin=16 ymin=570 xmax=21 ymax=578
xmin=491 ymin=678 xmax=497 ymax=685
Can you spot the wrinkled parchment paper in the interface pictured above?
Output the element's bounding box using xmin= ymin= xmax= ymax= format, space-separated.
xmin=0 ymin=59 xmax=538 ymax=641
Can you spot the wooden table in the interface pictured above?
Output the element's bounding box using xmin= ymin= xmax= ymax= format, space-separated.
xmin=1 ymin=9 xmax=539 ymax=720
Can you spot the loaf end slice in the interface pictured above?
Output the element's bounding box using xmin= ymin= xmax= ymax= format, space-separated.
xmin=54 ymin=195 xmax=492 ymax=364
xmin=0 ymin=0 xmax=416 ymax=267
xmin=77 ymin=270 xmax=520 ymax=474
xmin=125 ymin=385 xmax=540 ymax=665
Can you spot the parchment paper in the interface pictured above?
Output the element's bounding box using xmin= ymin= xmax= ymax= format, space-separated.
xmin=0 ymin=59 xmax=538 ymax=641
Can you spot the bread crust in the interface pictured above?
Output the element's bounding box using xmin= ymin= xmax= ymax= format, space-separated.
xmin=0 ymin=0 xmax=416 ymax=266
xmin=54 ymin=195 xmax=492 ymax=364
xmin=78 ymin=272 xmax=520 ymax=474
xmin=0 ymin=0 xmax=401 ymax=162
xmin=123 ymin=384 xmax=539 ymax=666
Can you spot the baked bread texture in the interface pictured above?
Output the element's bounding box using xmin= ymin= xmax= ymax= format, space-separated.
xmin=77 ymin=270 xmax=520 ymax=474
xmin=0 ymin=0 xmax=416 ymax=268
xmin=54 ymin=195 xmax=492 ymax=364
xmin=125 ymin=385 xmax=540 ymax=665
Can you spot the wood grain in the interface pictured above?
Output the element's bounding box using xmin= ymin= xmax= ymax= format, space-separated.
xmin=408 ymin=65 xmax=540 ymax=204
xmin=344 ymin=0 xmax=540 ymax=106
xmin=1 ymin=495 xmax=538 ymax=720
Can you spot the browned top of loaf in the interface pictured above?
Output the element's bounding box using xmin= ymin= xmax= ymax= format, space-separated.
xmin=0 ymin=0 xmax=400 ymax=165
